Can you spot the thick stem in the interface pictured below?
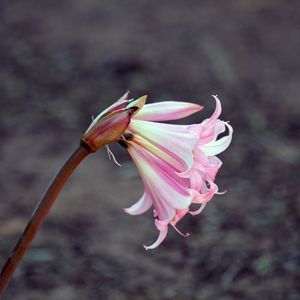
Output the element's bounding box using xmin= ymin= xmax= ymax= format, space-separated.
xmin=0 ymin=145 xmax=90 ymax=297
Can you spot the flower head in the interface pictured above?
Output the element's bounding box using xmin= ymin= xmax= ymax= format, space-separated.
xmin=85 ymin=92 xmax=232 ymax=249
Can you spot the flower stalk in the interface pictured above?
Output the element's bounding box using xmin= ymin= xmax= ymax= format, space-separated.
xmin=0 ymin=146 xmax=90 ymax=296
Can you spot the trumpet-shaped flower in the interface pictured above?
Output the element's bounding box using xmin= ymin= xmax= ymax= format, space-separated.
xmin=84 ymin=92 xmax=232 ymax=249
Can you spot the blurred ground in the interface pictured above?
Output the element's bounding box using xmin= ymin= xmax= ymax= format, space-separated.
xmin=0 ymin=1 xmax=300 ymax=299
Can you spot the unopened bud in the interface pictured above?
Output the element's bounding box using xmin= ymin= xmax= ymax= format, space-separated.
xmin=81 ymin=107 xmax=137 ymax=152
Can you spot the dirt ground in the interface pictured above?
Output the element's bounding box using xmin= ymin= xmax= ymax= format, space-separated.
xmin=0 ymin=1 xmax=299 ymax=299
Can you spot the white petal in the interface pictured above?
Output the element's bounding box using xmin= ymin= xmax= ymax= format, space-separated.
xmin=201 ymin=123 xmax=233 ymax=156
xmin=124 ymin=192 xmax=152 ymax=215
xmin=144 ymin=225 xmax=168 ymax=250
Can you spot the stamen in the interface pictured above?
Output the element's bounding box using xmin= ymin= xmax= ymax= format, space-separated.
xmin=118 ymin=139 xmax=128 ymax=149
xmin=105 ymin=145 xmax=122 ymax=167
xmin=123 ymin=133 xmax=134 ymax=141
xmin=172 ymin=224 xmax=190 ymax=237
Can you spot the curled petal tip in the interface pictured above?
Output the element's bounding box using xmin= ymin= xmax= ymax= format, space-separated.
xmin=143 ymin=224 xmax=168 ymax=250
xmin=123 ymin=193 xmax=152 ymax=215
xmin=217 ymin=189 xmax=227 ymax=195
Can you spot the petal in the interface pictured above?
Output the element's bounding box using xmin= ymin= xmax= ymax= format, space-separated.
xmin=189 ymin=181 xmax=218 ymax=215
xmin=128 ymin=143 xmax=192 ymax=219
xmin=182 ymin=149 xmax=222 ymax=182
xmin=201 ymin=95 xmax=222 ymax=127
xmin=185 ymin=168 xmax=204 ymax=191
xmin=190 ymin=119 xmax=226 ymax=145
xmin=190 ymin=203 xmax=207 ymax=216
xmin=189 ymin=96 xmax=224 ymax=145
xmin=129 ymin=119 xmax=198 ymax=172
xmin=134 ymin=101 xmax=203 ymax=121
xmin=124 ymin=192 xmax=152 ymax=215
xmin=204 ymin=156 xmax=222 ymax=181
xmin=126 ymin=95 xmax=147 ymax=117
xmin=131 ymin=134 xmax=183 ymax=171
xmin=201 ymin=123 xmax=233 ymax=156
xmin=170 ymin=208 xmax=189 ymax=226
xmin=144 ymin=220 xmax=168 ymax=250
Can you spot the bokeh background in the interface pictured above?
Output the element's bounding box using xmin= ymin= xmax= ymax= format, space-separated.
xmin=0 ymin=1 xmax=299 ymax=299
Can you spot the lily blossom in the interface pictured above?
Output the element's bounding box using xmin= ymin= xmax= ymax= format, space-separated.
xmin=84 ymin=92 xmax=232 ymax=249
xmin=120 ymin=94 xmax=232 ymax=249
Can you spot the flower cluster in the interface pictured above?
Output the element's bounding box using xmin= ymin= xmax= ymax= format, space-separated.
xmin=83 ymin=93 xmax=233 ymax=249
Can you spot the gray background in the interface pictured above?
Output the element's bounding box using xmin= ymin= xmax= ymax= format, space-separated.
xmin=0 ymin=1 xmax=299 ymax=299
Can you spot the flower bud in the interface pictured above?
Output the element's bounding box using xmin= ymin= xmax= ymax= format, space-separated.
xmin=81 ymin=107 xmax=137 ymax=152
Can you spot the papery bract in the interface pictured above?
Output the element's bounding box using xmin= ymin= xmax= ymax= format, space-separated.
xmin=81 ymin=93 xmax=147 ymax=152
xmin=81 ymin=107 xmax=137 ymax=152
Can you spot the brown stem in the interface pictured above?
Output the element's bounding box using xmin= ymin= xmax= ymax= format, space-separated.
xmin=0 ymin=145 xmax=90 ymax=297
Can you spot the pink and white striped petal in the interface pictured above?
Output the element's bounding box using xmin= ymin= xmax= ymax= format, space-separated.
xmin=129 ymin=119 xmax=198 ymax=172
xmin=189 ymin=181 xmax=218 ymax=216
xmin=128 ymin=143 xmax=193 ymax=218
xmin=134 ymin=101 xmax=203 ymax=121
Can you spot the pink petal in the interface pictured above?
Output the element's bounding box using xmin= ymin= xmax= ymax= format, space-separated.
xmin=170 ymin=208 xmax=189 ymax=228
xmin=124 ymin=192 xmax=152 ymax=215
xmin=128 ymin=143 xmax=192 ymax=219
xmin=189 ymin=96 xmax=224 ymax=145
xmin=189 ymin=181 xmax=218 ymax=215
xmin=183 ymin=149 xmax=222 ymax=182
xmin=144 ymin=220 xmax=168 ymax=250
xmin=201 ymin=123 xmax=233 ymax=156
xmin=129 ymin=119 xmax=198 ymax=172
xmin=131 ymin=134 xmax=183 ymax=171
xmin=190 ymin=203 xmax=207 ymax=216
xmin=204 ymin=156 xmax=222 ymax=181
xmin=134 ymin=101 xmax=203 ymax=121
xmin=190 ymin=119 xmax=225 ymax=145
xmin=187 ymin=169 xmax=204 ymax=191
xmin=201 ymin=95 xmax=222 ymax=127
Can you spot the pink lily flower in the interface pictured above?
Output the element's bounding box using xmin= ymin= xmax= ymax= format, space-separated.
xmin=85 ymin=92 xmax=232 ymax=249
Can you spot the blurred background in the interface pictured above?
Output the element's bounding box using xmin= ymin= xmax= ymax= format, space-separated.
xmin=0 ymin=1 xmax=299 ymax=299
